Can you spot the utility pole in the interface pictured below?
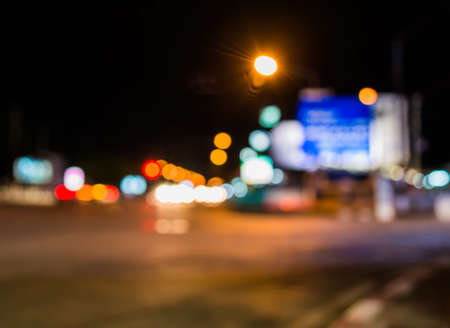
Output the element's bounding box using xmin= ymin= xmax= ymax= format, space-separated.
xmin=392 ymin=36 xmax=423 ymax=171
xmin=391 ymin=38 xmax=404 ymax=93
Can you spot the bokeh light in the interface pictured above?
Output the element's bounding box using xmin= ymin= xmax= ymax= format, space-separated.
xmin=271 ymin=120 xmax=304 ymax=149
xmin=231 ymin=177 xmax=248 ymax=198
xmin=142 ymin=160 xmax=162 ymax=180
xmin=241 ymin=156 xmax=274 ymax=185
xmin=358 ymin=87 xmax=378 ymax=105
xmin=156 ymin=159 xmax=168 ymax=168
xmin=413 ymin=173 xmax=424 ymax=189
xmin=13 ymin=157 xmax=53 ymax=185
xmin=271 ymin=120 xmax=306 ymax=169
xmin=259 ymin=105 xmax=281 ymax=128
xmin=249 ymin=130 xmax=271 ymax=152
xmin=158 ymin=161 xmax=205 ymax=186
xmin=221 ymin=183 xmax=234 ymax=199
xmin=162 ymin=164 xmax=178 ymax=180
xmin=63 ymin=166 xmax=85 ymax=191
xmin=54 ymin=184 xmax=75 ymax=200
xmin=271 ymin=168 xmax=284 ymax=184
xmin=194 ymin=185 xmax=227 ymax=204
xmin=423 ymin=175 xmax=434 ymax=190
xmin=103 ymin=185 xmax=120 ymax=203
xmin=210 ymin=149 xmax=228 ymax=166
xmin=154 ymin=183 xmax=195 ymax=204
xmin=404 ymin=168 xmax=418 ymax=185
xmin=92 ymin=184 xmax=108 ymax=201
xmin=427 ymin=170 xmax=449 ymax=188
xmin=389 ymin=165 xmax=404 ymax=181
xmin=213 ymin=132 xmax=232 ymax=150
xmin=191 ymin=173 xmax=206 ymax=186
xmin=254 ymin=55 xmax=277 ymax=76
xmin=120 ymin=175 xmax=147 ymax=196
xmin=207 ymin=177 xmax=225 ymax=186
xmin=154 ymin=184 xmax=170 ymax=203
xmin=239 ymin=147 xmax=257 ymax=162
xmin=76 ymin=184 xmax=93 ymax=202
xmin=173 ymin=167 xmax=187 ymax=182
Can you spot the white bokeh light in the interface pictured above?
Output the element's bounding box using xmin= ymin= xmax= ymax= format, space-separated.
xmin=249 ymin=130 xmax=271 ymax=152
xmin=64 ymin=166 xmax=85 ymax=191
xmin=241 ymin=157 xmax=274 ymax=185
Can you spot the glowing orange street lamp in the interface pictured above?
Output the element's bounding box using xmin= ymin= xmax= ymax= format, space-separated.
xmin=254 ymin=55 xmax=278 ymax=76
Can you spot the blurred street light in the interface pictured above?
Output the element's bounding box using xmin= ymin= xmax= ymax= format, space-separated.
xmin=142 ymin=159 xmax=162 ymax=180
xmin=249 ymin=130 xmax=271 ymax=152
xmin=358 ymin=87 xmax=378 ymax=105
xmin=76 ymin=184 xmax=94 ymax=202
xmin=64 ymin=166 xmax=85 ymax=191
xmin=207 ymin=177 xmax=225 ymax=186
xmin=241 ymin=156 xmax=274 ymax=185
xmin=259 ymin=105 xmax=281 ymax=128
xmin=92 ymin=184 xmax=108 ymax=201
xmin=210 ymin=149 xmax=228 ymax=166
xmin=120 ymin=175 xmax=147 ymax=196
xmin=213 ymin=132 xmax=232 ymax=150
xmin=239 ymin=147 xmax=257 ymax=162
xmin=54 ymin=184 xmax=75 ymax=201
xmin=254 ymin=55 xmax=278 ymax=76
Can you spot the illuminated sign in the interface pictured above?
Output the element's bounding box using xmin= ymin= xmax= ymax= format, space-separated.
xmin=297 ymin=95 xmax=373 ymax=170
xmin=272 ymin=92 xmax=409 ymax=172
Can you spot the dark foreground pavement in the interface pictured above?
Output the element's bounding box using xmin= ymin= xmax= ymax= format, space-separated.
xmin=0 ymin=203 xmax=449 ymax=327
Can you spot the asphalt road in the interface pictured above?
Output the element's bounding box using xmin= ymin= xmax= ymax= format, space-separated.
xmin=0 ymin=202 xmax=449 ymax=327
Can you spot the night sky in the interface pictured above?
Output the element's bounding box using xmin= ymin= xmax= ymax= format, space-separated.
xmin=4 ymin=1 xmax=450 ymax=181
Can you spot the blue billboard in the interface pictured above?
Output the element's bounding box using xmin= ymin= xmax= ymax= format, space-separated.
xmin=293 ymin=95 xmax=374 ymax=170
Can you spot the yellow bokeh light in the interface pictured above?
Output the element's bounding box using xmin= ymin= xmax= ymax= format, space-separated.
xmin=210 ymin=149 xmax=227 ymax=166
xmin=156 ymin=159 xmax=167 ymax=168
xmin=358 ymin=87 xmax=378 ymax=105
xmin=207 ymin=177 xmax=225 ymax=186
xmin=168 ymin=166 xmax=179 ymax=180
xmin=161 ymin=164 xmax=172 ymax=179
xmin=92 ymin=184 xmax=107 ymax=201
xmin=254 ymin=55 xmax=278 ymax=76
xmin=173 ymin=167 xmax=187 ymax=182
xmin=162 ymin=164 xmax=178 ymax=180
xmin=191 ymin=173 xmax=206 ymax=186
xmin=76 ymin=184 xmax=93 ymax=202
xmin=213 ymin=132 xmax=232 ymax=150
xmin=184 ymin=170 xmax=193 ymax=180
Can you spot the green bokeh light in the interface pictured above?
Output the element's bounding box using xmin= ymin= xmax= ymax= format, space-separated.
xmin=259 ymin=105 xmax=281 ymax=128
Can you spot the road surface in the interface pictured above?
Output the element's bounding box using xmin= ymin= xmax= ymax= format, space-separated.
xmin=0 ymin=202 xmax=449 ymax=327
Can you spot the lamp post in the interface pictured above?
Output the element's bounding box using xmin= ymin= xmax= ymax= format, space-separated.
xmin=246 ymin=55 xmax=279 ymax=95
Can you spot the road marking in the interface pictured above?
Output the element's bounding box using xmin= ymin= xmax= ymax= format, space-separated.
xmin=329 ymin=259 xmax=448 ymax=328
